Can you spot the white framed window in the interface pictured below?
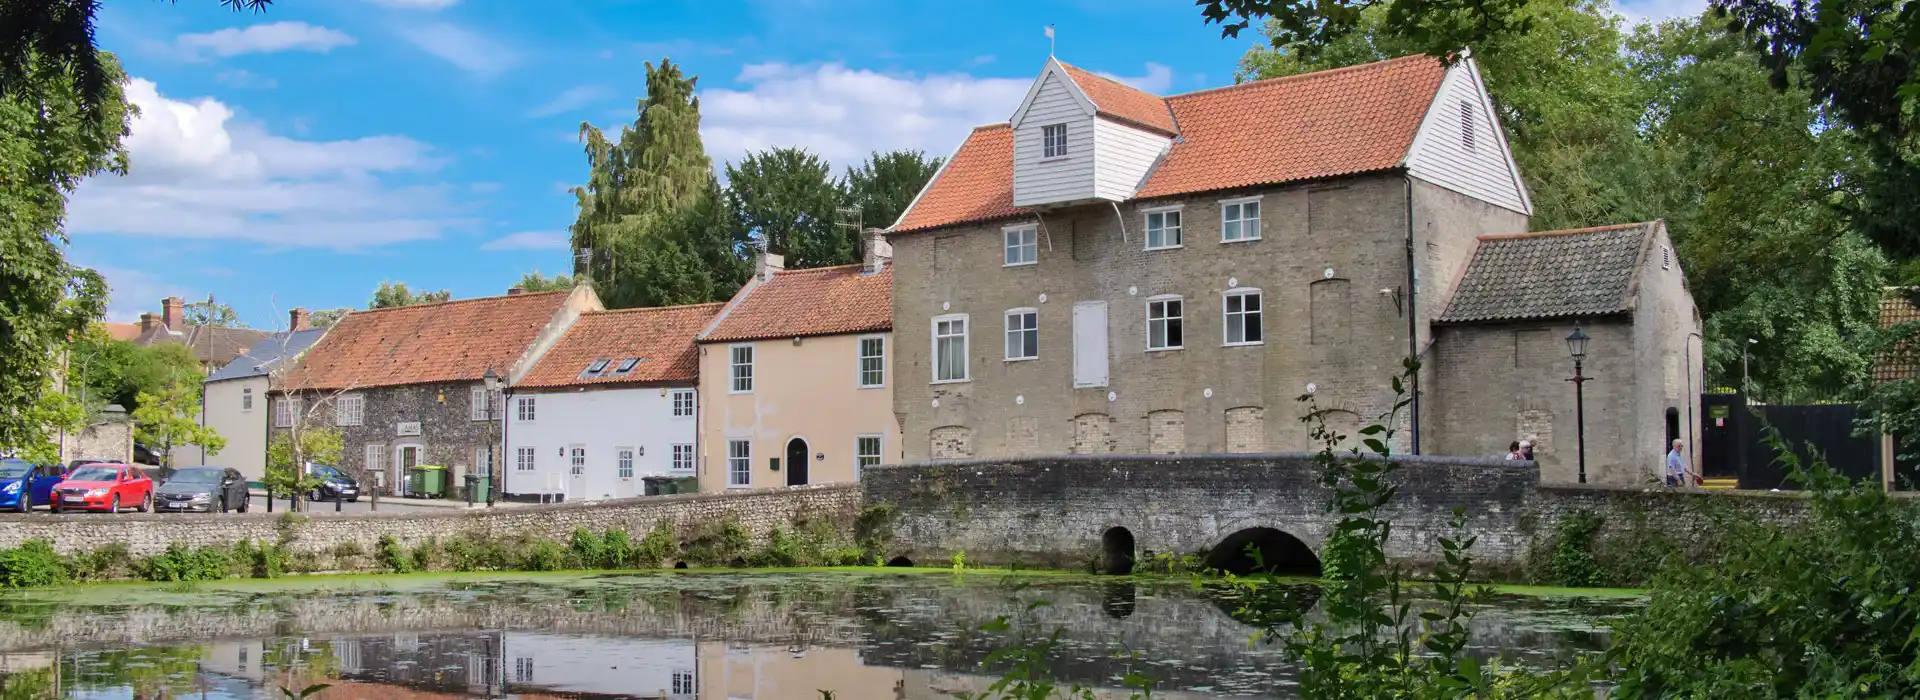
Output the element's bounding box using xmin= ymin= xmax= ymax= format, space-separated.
xmin=672 ymin=444 xmax=694 ymax=472
xmin=516 ymin=396 xmax=536 ymax=422
xmin=1004 ymin=308 xmax=1038 ymax=360
xmin=569 ymin=446 xmax=586 ymax=476
xmin=1003 ymin=225 xmax=1038 ymax=267
xmin=1147 ymin=296 xmax=1184 ymax=351
xmin=1144 ymin=207 xmax=1183 ymax=250
xmin=858 ymin=336 xmax=886 ymax=388
xmin=617 ymin=447 xmax=635 ymax=479
xmin=242 ymin=387 xmax=253 ymax=412
xmin=470 ymin=386 xmax=489 ymax=421
xmin=516 ymin=447 xmax=536 ymax=472
xmin=365 ymin=444 xmax=384 ymax=473
xmin=335 ymin=394 xmax=364 ymax=427
xmin=273 ymin=397 xmax=298 ymax=428
xmin=1043 ymin=123 xmax=1068 ymax=158
xmin=729 ymin=344 xmax=754 ymax=393
xmin=933 ymin=314 xmax=970 ymax=383
xmin=856 ymin=435 xmax=882 ymax=478
xmin=672 ymin=670 xmax=695 ymax=696
xmin=671 ymin=389 xmax=695 ymax=417
xmin=727 ymin=440 xmax=751 ymax=487
xmin=1223 ymin=288 xmax=1264 ymax=346
xmin=1221 ymin=197 xmax=1262 ymax=242
xmin=474 ymin=446 xmax=492 ymax=475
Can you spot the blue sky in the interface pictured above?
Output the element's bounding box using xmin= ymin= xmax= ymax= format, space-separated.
xmin=69 ymin=0 xmax=1702 ymax=329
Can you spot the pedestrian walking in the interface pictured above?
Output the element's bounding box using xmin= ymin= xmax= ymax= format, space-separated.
xmin=1519 ymin=439 xmax=1536 ymax=461
xmin=1504 ymin=441 xmax=1523 ymax=460
xmin=1665 ymin=439 xmax=1691 ymax=487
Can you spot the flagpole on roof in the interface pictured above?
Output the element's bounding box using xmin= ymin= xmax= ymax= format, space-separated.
xmin=1046 ymin=25 xmax=1055 ymax=58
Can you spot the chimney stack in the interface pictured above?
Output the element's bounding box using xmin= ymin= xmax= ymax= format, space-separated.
xmin=139 ymin=312 xmax=158 ymax=334
xmin=756 ymin=248 xmax=786 ymax=282
xmin=507 ymin=286 xmax=526 ymax=296
xmin=863 ymin=228 xmax=893 ymax=273
xmin=161 ymin=296 xmax=184 ymax=329
xmin=289 ymin=308 xmax=311 ymax=331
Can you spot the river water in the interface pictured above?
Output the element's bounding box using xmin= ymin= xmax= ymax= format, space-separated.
xmin=0 ymin=570 xmax=1634 ymax=699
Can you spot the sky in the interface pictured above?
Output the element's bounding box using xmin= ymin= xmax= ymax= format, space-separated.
xmin=70 ymin=0 xmax=1705 ymax=329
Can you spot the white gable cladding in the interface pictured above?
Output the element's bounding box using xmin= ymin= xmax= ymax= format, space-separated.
xmin=1092 ymin=117 xmax=1171 ymax=201
xmin=1013 ymin=70 xmax=1097 ymax=207
xmin=1406 ymin=59 xmax=1533 ymax=215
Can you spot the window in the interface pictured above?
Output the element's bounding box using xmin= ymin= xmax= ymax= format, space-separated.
xmin=615 ymin=357 xmax=640 ymax=374
xmin=242 ymin=387 xmax=253 ymax=412
xmin=856 ymin=435 xmax=882 ymax=476
xmin=516 ymin=396 xmax=536 ymax=422
xmin=1458 ymin=99 xmax=1476 ymax=151
xmin=727 ymin=440 xmax=751 ymax=487
xmin=933 ymin=314 xmax=970 ymax=382
xmin=1224 ymin=289 xmax=1264 ymax=346
xmin=470 ymin=386 xmax=499 ymax=421
xmin=366 ymin=444 xmax=385 ymax=473
xmin=516 ymin=446 xmax=536 ymax=472
xmin=569 ymin=446 xmax=586 ymax=476
xmin=617 ymin=448 xmax=634 ymax=479
xmin=474 ymin=446 xmax=492 ymax=475
xmin=1145 ymin=208 xmax=1183 ymax=249
xmin=586 ymin=358 xmax=611 ymax=376
xmin=1222 ymin=198 xmax=1262 ymax=242
xmin=730 ymin=345 xmax=754 ymax=393
xmin=673 ymin=444 xmax=694 ymax=472
xmin=514 ymin=657 xmax=534 ymax=684
xmin=274 ymin=397 xmax=298 ymax=428
xmin=671 ymin=389 xmax=695 ymax=417
xmin=1003 ymin=225 xmax=1038 ymax=266
xmin=1043 ymin=123 xmax=1068 ymax=158
xmin=1147 ymin=296 xmax=1184 ymax=350
xmin=1005 ymin=309 xmax=1038 ymax=360
xmin=672 ymin=670 xmax=695 ymax=696
xmin=335 ymin=394 xmax=364 ymax=427
xmin=858 ymin=336 xmax=885 ymax=388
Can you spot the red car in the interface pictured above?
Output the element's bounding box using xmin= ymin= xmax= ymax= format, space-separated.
xmin=51 ymin=463 xmax=154 ymax=513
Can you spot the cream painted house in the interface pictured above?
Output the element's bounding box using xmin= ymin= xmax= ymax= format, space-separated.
xmin=696 ymin=246 xmax=899 ymax=492
xmin=192 ymin=324 xmax=326 ymax=483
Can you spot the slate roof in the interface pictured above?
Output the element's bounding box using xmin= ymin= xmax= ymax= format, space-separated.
xmin=893 ymin=54 xmax=1447 ymax=233
xmin=1875 ymin=288 xmax=1920 ymax=381
xmin=1437 ymin=222 xmax=1656 ymax=324
xmin=701 ymin=264 xmax=893 ymax=343
xmin=132 ymin=323 xmax=274 ymax=367
xmin=206 ymin=329 xmax=326 ymax=383
xmin=1057 ymin=62 xmax=1178 ymax=135
xmin=279 ymin=291 xmax=570 ymax=391
xmin=518 ymin=303 xmax=723 ymax=389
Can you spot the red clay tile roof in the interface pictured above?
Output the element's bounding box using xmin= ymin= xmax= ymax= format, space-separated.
xmin=280 ymin=291 xmax=570 ymax=390
xmin=701 ymin=264 xmax=892 ymax=342
xmin=99 ymin=322 xmax=140 ymax=341
xmin=518 ymin=303 xmax=722 ymax=389
xmin=1057 ymin=62 xmax=1178 ymax=135
xmin=1877 ymin=288 xmax=1920 ymax=381
xmin=893 ymin=54 xmax=1447 ymax=233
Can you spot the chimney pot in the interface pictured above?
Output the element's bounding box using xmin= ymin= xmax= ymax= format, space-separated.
xmin=289 ymin=308 xmax=311 ymax=331
xmin=161 ymin=296 xmax=184 ymax=329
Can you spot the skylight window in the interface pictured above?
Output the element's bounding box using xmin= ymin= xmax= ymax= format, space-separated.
xmin=581 ymin=358 xmax=611 ymax=378
xmin=614 ymin=358 xmax=641 ymax=374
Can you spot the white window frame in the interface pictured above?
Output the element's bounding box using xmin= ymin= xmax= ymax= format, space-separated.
xmin=1003 ymin=225 xmax=1038 ymax=267
xmin=1146 ymin=295 xmax=1185 ymax=351
xmin=1143 ymin=205 xmax=1184 ymax=250
xmin=569 ymin=445 xmax=586 ymax=476
xmin=273 ymin=397 xmax=298 ymax=428
xmin=857 ymin=335 xmax=886 ymax=389
xmin=515 ymin=446 xmax=536 ymax=472
xmin=855 ymin=434 xmax=883 ymax=479
xmin=469 ymin=386 xmax=489 ymax=421
xmin=1004 ymin=308 xmax=1038 ymax=361
xmin=242 ymin=387 xmax=253 ymax=412
xmin=672 ymin=444 xmax=694 ymax=473
xmin=729 ymin=344 xmax=754 ymax=394
xmin=670 ymin=389 xmax=695 ymax=417
xmin=932 ymin=313 xmax=971 ymax=384
xmin=365 ymin=444 xmax=385 ymax=474
xmin=474 ymin=446 xmax=492 ymax=476
xmin=516 ymin=396 xmax=536 ymax=422
xmin=1042 ymin=123 xmax=1068 ymax=158
xmin=617 ymin=447 xmax=635 ymax=480
xmin=335 ymin=394 xmax=364 ymax=427
xmin=726 ymin=440 xmax=751 ymax=488
xmin=1223 ymin=288 xmax=1265 ymax=347
xmin=1220 ymin=195 xmax=1263 ymax=243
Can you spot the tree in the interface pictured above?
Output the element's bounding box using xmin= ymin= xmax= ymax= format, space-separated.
xmin=182 ymin=294 xmax=245 ymax=328
xmin=264 ymin=423 xmax=338 ymax=513
xmin=307 ymin=308 xmax=352 ymax=329
xmin=132 ymin=384 xmax=225 ymax=469
xmin=368 ymin=281 xmax=450 ymax=309
xmin=516 ymin=270 xmax=574 ymax=292
xmin=727 ymin=147 xmax=849 ymax=268
xmin=842 ymin=150 xmax=944 ymax=232
xmin=67 ymin=332 xmax=202 ymax=414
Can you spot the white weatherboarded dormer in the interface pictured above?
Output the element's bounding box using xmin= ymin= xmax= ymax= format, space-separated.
xmin=1010 ymin=59 xmax=1174 ymax=208
xmin=1405 ymin=56 xmax=1533 ymax=216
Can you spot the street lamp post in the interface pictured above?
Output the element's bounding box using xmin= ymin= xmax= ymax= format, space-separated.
xmin=1742 ymin=337 xmax=1758 ymax=402
xmin=482 ymin=366 xmax=500 ymax=507
xmin=1566 ymin=326 xmax=1592 ymax=484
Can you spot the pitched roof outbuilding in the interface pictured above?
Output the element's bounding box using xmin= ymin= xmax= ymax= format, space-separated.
xmin=893 ymin=54 xmax=1448 ymax=233
xmin=280 ymin=291 xmax=570 ymax=391
xmin=1438 ymin=222 xmax=1656 ymax=324
xmin=701 ymin=264 xmax=892 ymax=343
xmin=1876 ymin=289 xmax=1920 ymax=381
xmin=518 ymin=303 xmax=723 ymax=389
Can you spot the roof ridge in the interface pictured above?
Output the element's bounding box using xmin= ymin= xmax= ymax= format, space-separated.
xmin=1167 ymin=53 xmax=1435 ymax=101
xmin=1476 ymin=222 xmax=1651 ymax=241
xmin=346 ymin=289 xmax=569 ymax=316
xmin=1057 ymin=61 xmax=1164 ymax=97
xmin=775 ymin=263 xmax=872 ymax=275
xmin=585 ymin=302 xmax=726 ymax=316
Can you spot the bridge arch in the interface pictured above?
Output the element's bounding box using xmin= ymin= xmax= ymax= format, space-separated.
xmin=1204 ymin=527 xmax=1321 ymax=576
xmin=1100 ymin=526 xmax=1136 ymax=575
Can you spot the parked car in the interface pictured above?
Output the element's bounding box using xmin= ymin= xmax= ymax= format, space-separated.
xmin=65 ymin=458 xmax=109 ymax=471
xmin=132 ymin=443 xmax=160 ymax=467
xmin=0 ymin=459 xmax=63 ymax=513
xmin=305 ymin=464 xmax=360 ymax=502
xmin=52 ymin=463 xmax=154 ymax=513
xmin=155 ymin=466 xmax=249 ymax=513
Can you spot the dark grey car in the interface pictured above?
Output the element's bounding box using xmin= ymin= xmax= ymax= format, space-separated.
xmin=155 ymin=466 xmax=249 ymax=513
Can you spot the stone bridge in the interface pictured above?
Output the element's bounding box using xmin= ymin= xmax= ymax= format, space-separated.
xmin=861 ymin=454 xmax=1809 ymax=577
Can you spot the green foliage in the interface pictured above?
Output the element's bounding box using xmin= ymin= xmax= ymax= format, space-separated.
xmin=949 ymin=550 xmax=967 ymax=571
xmin=568 ymin=527 xmax=608 ymax=568
xmin=519 ymin=539 xmax=567 ymax=571
xmin=375 ymin=535 xmax=413 ymax=574
xmin=841 ymin=149 xmax=944 ymax=232
xmin=279 ymin=683 xmax=331 ymax=699
xmin=133 ymin=383 xmax=225 ymax=467
xmin=602 ymin=529 xmax=635 ymax=568
xmin=69 ymin=542 xmax=133 ymax=582
xmin=853 ymin=503 xmax=898 ymax=561
xmin=368 ymin=280 xmax=450 ymax=309
xmin=726 ymin=147 xmax=849 ymax=267
xmin=0 ymin=541 xmax=65 ymax=588
xmin=410 ymin=536 xmax=440 ymax=572
xmin=516 ymin=269 xmax=574 ymax=293
xmin=636 ymin=520 xmax=679 ymax=567
xmin=67 ymin=334 xmax=202 ymax=414
xmin=682 ymin=518 xmax=751 ymax=567
xmin=181 ymin=294 xmax=244 ymax=328
xmin=1139 ymin=551 xmax=1205 ymax=575
xmin=137 ymin=544 xmax=230 ymax=582
xmin=960 ymin=584 xmax=1158 ymax=700
xmin=264 ymin=424 xmax=340 ymax=509
xmin=747 ymin=526 xmax=802 ymax=567
xmin=1316 ymin=528 xmax=1372 ymax=582
xmin=1541 ymin=511 xmax=1603 ymax=588
xmin=231 ymin=539 xmax=286 ymax=579
xmin=306 ymin=307 xmax=351 ymax=330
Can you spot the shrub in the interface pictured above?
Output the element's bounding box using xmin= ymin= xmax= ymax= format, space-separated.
xmin=376 ymin=535 xmax=414 ymax=574
xmin=568 ymin=528 xmax=606 ymax=569
xmin=138 ymin=544 xmax=230 ymax=582
xmin=0 ymin=541 xmax=66 ymax=588
xmin=231 ymin=540 xmax=286 ymax=579
xmin=682 ymin=519 xmax=749 ymax=567
xmin=602 ymin=529 xmax=635 ymax=569
xmin=636 ymin=521 xmax=678 ymax=567
xmin=854 ymin=503 xmax=898 ymax=560
xmin=70 ymin=543 xmax=133 ymax=582
xmin=443 ymin=534 xmax=487 ymax=572
xmin=410 ymin=537 xmax=441 ymax=572
xmin=747 ymin=527 xmax=801 ymax=567
xmin=519 ymin=539 xmax=566 ymax=571
xmin=1542 ymin=511 xmax=1603 ymax=588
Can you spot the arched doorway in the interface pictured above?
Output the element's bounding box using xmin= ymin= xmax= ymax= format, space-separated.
xmin=1204 ymin=527 xmax=1321 ymax=576
xmin=1100 ymin=527 xmax=1135 ymax=575
xmin=785 ymin=437 xmax=809 ymax=486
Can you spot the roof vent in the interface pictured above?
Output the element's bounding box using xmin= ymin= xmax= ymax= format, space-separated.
xmin=1661 ymin=245 xmax=1672 ymax=270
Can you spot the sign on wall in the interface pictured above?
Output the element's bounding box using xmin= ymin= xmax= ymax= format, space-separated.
xmin=396 ymin=422 xmax=422 ymax=437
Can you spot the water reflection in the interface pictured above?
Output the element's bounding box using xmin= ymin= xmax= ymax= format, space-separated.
xmin=0 ymin=572 xmax=1635 ymax=698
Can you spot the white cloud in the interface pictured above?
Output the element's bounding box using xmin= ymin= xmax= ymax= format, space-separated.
xmin=1615 ymin=0 xmax=1710 ymax=23
xmin=400 ymin=23 xmax=518 ymax=78
xmin=176 ymin=21 xmax=354 ymax=59
xmin=68 ymin=78 xmax=464 ymax=251
xmin=214 ymin=69 xmax=277 ymax=89
xmin=367 ymin=0 xmax=460 ymax=8
xmin=699 ymin=63 xmax=1032 ymax=171
xmin=83 ymin=263 xmax=190 ymax=323
xmin=1093 ymin=62 xmax=1175 ymax=93
xmin=481 ymin=231 xmax=569 ymax=251
xmin=527 ymin=85 xmax=613 ymax=118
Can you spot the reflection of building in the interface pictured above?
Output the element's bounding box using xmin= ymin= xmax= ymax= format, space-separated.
xmin=501 ymin=633 xmax=695 ymax=697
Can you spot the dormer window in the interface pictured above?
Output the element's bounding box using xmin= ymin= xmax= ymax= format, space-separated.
xmin=1043 ymin=124 xmax=1068 ymax=158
